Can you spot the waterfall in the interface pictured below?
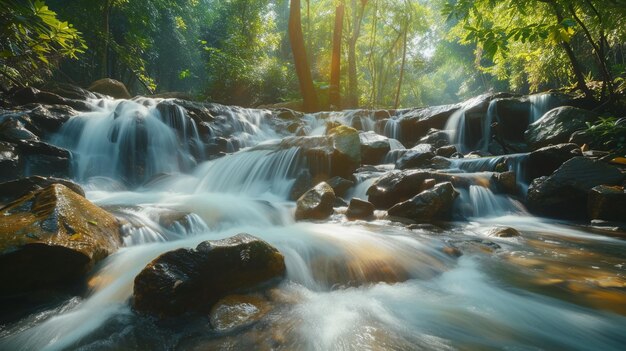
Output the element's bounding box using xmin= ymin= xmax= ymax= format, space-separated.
xmin=529 ymin=93 xmax=559 ymax=122
xmin=464 ymin=185 xmax=527 ymax=218
xmin=195 ymin=146 xmax=303 ymax=198
xmin=53 ymin=99 xmax=198 ymax=185
xmin=445 ymin=108 xmax=467 ymax=153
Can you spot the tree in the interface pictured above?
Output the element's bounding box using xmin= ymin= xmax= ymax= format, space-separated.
xmin=289 ymin=0 xmax=319 ymax=112
xmin=346 ymin=0 xmax=368 ymax=107
xmin=329 ymin=1 xmax=344 ymax=109
xmin=0 ymin=0 xmax=85 ymax=88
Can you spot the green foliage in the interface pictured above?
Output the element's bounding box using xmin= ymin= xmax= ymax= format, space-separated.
xmin=584 ymin=117 xmax=626 ymax=154
xmin=0 ymin=0 xmax=86 ymax=86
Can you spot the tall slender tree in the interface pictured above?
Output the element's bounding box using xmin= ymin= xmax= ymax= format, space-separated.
xmin=289 ymin=0 xmax=319 ymax=112
xmin=329 ymin=2 xmax=344 ymax=109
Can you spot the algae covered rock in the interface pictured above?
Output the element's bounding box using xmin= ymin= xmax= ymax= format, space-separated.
xmin=0 ymin=184 xmax=121 ymax=296
xmin=133 ymin=233 xmax=286 ymax=318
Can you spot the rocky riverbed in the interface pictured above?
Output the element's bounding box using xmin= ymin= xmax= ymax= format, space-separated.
xmin=0 ymin=80 xmax=625 ymax=350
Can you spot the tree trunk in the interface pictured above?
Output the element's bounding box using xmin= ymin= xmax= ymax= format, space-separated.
xmin=289 ymin=0 xmax=319 ymax=112
xmin=101 ymin=0 xmax=111 ymax=78
xmin=545 ymin=0 xmax=594 ymax=102
xmin=367 ymin=0 xmax=378 ymax=107
xmin=329 ymin=3 xmax=345 ymax=110
xmin=347 ymin=0 xmax=368 ymax=108
xmin=394 ymin=19 xmax=409 ymax=109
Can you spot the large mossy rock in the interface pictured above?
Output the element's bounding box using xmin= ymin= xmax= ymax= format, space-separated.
xmin=524 ymin=107 xmax=597 ymax=150
xmin=295 ymin=182 xmax=336 ymax=220
xmin=588 ymin=185 xmax=626 ymax=221
xmin=526 ymin=157 xmax=624 ymax=219
xmin=133 ymin=233 xmax=286 ymax=318
xmin=0 ymin=176 xmax=84 ymax=206
xmin=526 ymin=143 xmax=581 ymax=181
xmin=0 ymin=184 xmax=121 ymax=296
xmin=88 ymin=78 xmax=132 ymax=99
xmin=387 ymin=182 xmax=458 ymax=222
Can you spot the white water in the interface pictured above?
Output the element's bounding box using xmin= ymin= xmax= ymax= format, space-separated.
xmin=2 ymin=98 xmax=625 ymax=351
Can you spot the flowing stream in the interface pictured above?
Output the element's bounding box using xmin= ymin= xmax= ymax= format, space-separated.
xmin=1 ymin=98 xmax=625 ymax=351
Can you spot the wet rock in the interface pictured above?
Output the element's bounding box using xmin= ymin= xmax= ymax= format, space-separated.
xmin=0 ymin=176 xmax=84 ymax=206
xmin=333 ymin=197 xmax=349 ymax=207
xmin=442 ymin=246 xmax=463 ymax=257
xmin=527 ymin=143 xmax=581 ymax=181
xmin=588 ymin=185 xmax=626 ymax=221
xmin=346 ymin=198 xmax=375 ymax=220
xmin=524 ymin=106 xmax=598 ymax=150
xmin=419 ymin=129 xmax=450 ymax=147
xmin=0 ymin=142 xmax=20 ymax=181
xmin=289 ymin=170 xmax=313 ymax=201
xmin=0 ymin=118 xmax=38 ymax=142
xmin=133 ymin=233 xmax=286 ymax=318
xmin=367 ymin=170 xmax=466 ymax=209
xmin=274 ymin=108 xmax=304 ymax=120
xmin=18 ymin=104 xmax=77 ymax=135
xmin=428 ymin=156 xmax=452 ymax=169
xmin=527 ymin=157 xmax=624 ymax=219
xmin=8 ymin=87 xmax=91 ymax=111
xmin=436 ymin=145 xmax=457 ymax=158
xmin=295 ymin=182 xmax=336 ymax=220
xmin=395 ymin=145 xmax=435 ymax=170
xmin=158 ymin=210 xmax=195 ymax=233
xmin=359 ymin=131 xmax=390 ymax=165
xmin=0 ymin=184 xmax=121 ymax=296
xmin=486 ymin=226 xmax=521 ymax=238
xmin=492 ymin=97 xmax=531 ymax=142
xmin=387 ymin=182 xmax=458 ymax=222
xmin=327 ymin=125 xmax=361 ymax=165
xmin=326 ymin=176 xmax=354 ymax=198
xmin=491 ymin=171 xmax=517 ymax=195
xmin=398 ymin=104 xmax=460 ymax=144
xmin=209 ymin=294 xmax=272 ymax=331
xmin=88 ymin=78 xmax=131 ymax=99
xmin=45 ymin=82 xmax=101 ymax=100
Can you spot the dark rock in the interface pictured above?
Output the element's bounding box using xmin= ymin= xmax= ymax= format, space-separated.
xmin=419 ymin=129 xmax=450 ymax=147
xmin=334 ymin=197 xmax=349 ymax=207
xmin=491 ymin=171 xmax=517 ymax=195
xmin=395 ymin=149 xmax=435 ymax=170
xmin=295 ymin=182 xmax=336 ymax=220
xmin=45 ymin=83 xmax=100 ymax=100
xmin=524 ymin=106 xmax=598 ymax=150
xmin=527 ymin=143 xmax=581 ymax=181
xmin=0 ymin=142 xmax=20 ymax=181
xmin=0 ymin=184 xmax=121 ymax=296
xmin=9 ymin=87 xmax=91 ymax=111
xmin=492 ymin=97 xmax=531 ymax=142
xmin=429 ymin=156 xmax=453 ymax=169
xmin=588 ymin=185 xmax=626 ymax=221
xmin=326 ymin=176 xmax=354 ymax=198
xmin=289 ymin=170 xmax=313 ymax=201
xmin=15 ymin=140 xmax=72 ymax=179
xmin=19 ymin=104 xmax=77 ymax=135
xmin=398 ymin=104 xmax=460 ymax=144
xmin=436 ymin=145 xmax=457 ymax=158
xmin=0 ymin=176 xmax=84 ymax=206
xmin=486 ymin=226 xmax=521 ymax=238
xmin=387 ymin=182 xmax=458 ymax=222
xmin=0 ymin=118 xmax=38 ymax=143
xmin=274 ymin=108 xmax=304 ymax=120
xmin=88 ymin=78 xmax=131 ymax=99
xmin=133 ymin=233 xmax=285 ymax=318
xmin=359 ymin=131 xmax=390 ymax=165
xmin=346 ymin=198 xmax=375 ymax=220
xmin=527 ymin=157 xmax=624 ymax=219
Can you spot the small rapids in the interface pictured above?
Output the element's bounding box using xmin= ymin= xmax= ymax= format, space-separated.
xmin=1 ymin=97 xmax=625 ymax=351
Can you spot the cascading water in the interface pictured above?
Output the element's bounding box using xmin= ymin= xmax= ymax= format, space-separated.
xmin=2 ymin=97 xmax=626 ymax=351
xmin=529 ymin=93 xmax=560 ymax=122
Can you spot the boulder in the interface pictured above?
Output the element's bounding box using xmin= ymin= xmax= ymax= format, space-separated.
xmin=326 ymin=176 xmax=354 ymax=198
xmin=491 ymin=171 xmax=517 ymax=195
xmin=436 ymin=145 xmax=457 ymax=158
xmin=486 ymin=226 xmax=521 ymax=238
xmin=588 ymin=185 xmax=626 ymax=221
xmin=395 ymin=148 xmax=435 ymax=170
xmin=133 ymin=233 xmax=285 ymax=318
xmin=419 ymin=129 xmax=450 ymax=147
xmin=492 ymin=97 xmax=531 ymax=142
xmin=526 ymin=157 xmax=624 ymax=219
xmin=0 ymin=176 xmax=84 ymax=206
xmin=0 ymin=139 xmax=72 ymax=182
xmin=18 ymin=104 xmax=77 ymax=135
xmin=0 ymin=118 xmax=38 ymax=143
xmin=526 ymin=143 xmax=582 ymax=181
xmin=346 ymin=198 xmax=375 ymax=220
xmin=295 ymin=182 xmax=336 ymax=220
xmin=88 ymin=78 xmax=132 ymax=99
xmin=387 ymin=182 xmax=458 ymax=222
xmin=524 ymin=106 xmax=597 ymax=150
xmin=359 ymin=131 xmax=390 ymax=165
xmin=0 ymin=142 xmax=20 ymax=181
xmin=398 ymin=104 xmax=460 ymax=145
xmin=289 ymin=170 xmax=313 ymax=201
xmin=328 ymin=125 xmax=361 ymax=166
xmin=0 ymin=184 xmax=121 ymax=296
xmin=8 ymin=87 xmax=91 ymax=111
